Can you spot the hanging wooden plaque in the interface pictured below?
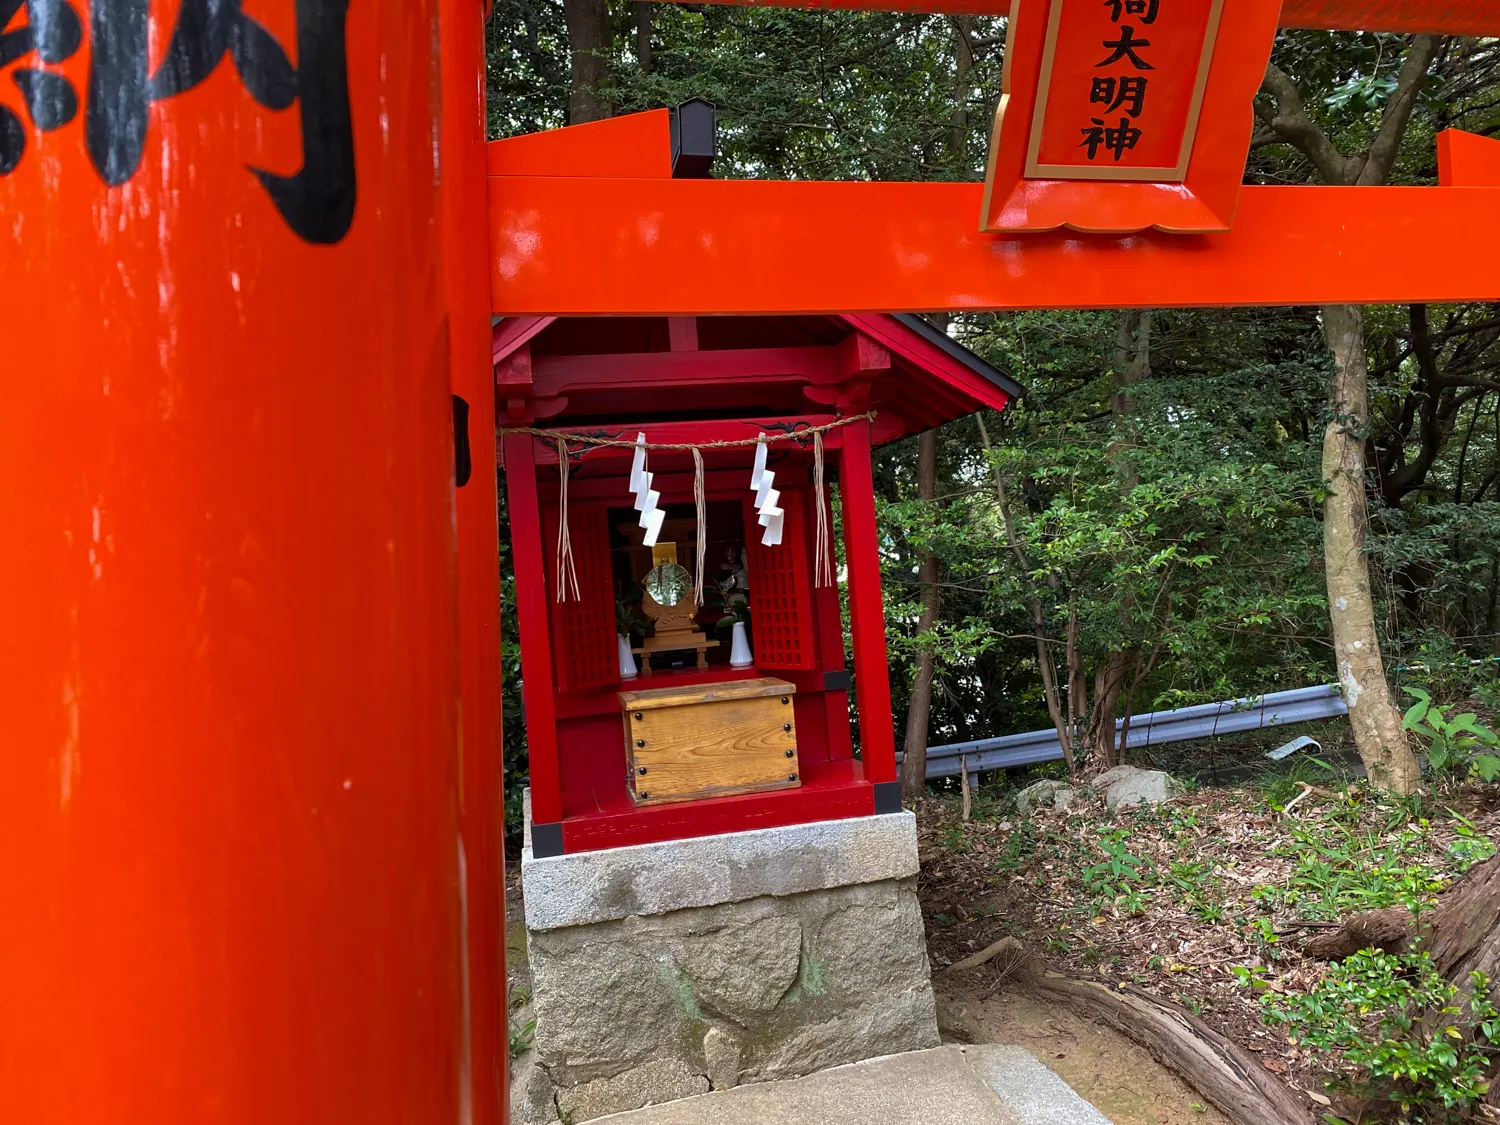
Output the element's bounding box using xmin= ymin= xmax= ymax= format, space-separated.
xmin=981 ymin=0 xmax=1282 ymax=234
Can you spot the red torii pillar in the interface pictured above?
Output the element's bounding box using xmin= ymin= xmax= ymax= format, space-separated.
xmin=0 ymin=2 xmax=503 ymax=1123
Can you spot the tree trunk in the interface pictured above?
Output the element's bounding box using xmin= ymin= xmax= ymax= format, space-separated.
xmin=948 ymin=947 xmax=1315 ymax=1124
xmin=979 ymin=414 xmax=1079 ymax=774
xmin=1083 ymin=310 xmax=1152 ymax=770
xmin=946 ymin=16 xmax=974 ymax=168
xmin=1320 ymin=304 xmax=1424 ymax=796
xmin=564 ymin=0 xmax=613 ymax=124
xmin=1258 ymin=42 xmax=1438 ymax=797
xmin=1084 ymin=649 xmax=1130 ymax=769
xmin=900 ymin=427 xmax=941 ymax=800
xmin=633 ymin=2 xmax=652 ymax=75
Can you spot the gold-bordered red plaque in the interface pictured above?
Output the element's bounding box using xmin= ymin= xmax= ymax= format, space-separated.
xmin=982 ymin=0 xmax=1281 ymax=234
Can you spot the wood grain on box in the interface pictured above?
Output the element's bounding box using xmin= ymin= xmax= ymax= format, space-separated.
xmin=621 ymin=677 xmax=802 ymax=806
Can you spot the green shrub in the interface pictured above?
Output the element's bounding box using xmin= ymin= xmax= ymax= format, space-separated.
xmin=1262 ymin=948 xmax=1498 ymax=1121
xmin=1402 ymin=687 xmax=1500 ymax=782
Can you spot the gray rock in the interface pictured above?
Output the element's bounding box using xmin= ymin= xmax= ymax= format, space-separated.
xmin=1092 ymin=764 xmax=1142 ymax=788
xmin=554 ymin=1058 xmax=710 ymax=1122
xmin=1014 ymin=780 xmax=1058 ymax=816
xmin=528 ymin=939 xmax=689 ymax=1084
xmin=811 ymin=891 xmax=929 ymax=996
xmin=744 ymin=988 xmax=941 ymax=1080
xmin=681 ymin=915 xmax=802 ymax=1018
xmin=964 ymin=1045 xmax=1114 ymax=1125
xmin=588 ymin=1045 xmax=1112 ymax=1125
xmin=1014 ymin=779 xmax=1077 ymax=815
xmin=702 ymin=1026 xmax=742 ymax=1090
xmin=1104 ymin=768 xmax=1183 ymax=810
xmin=511 ymin=1053 xmax=560 ymax=1124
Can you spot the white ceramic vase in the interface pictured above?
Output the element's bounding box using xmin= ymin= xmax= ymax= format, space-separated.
xmin=729 ymin=621 xmax=754 ymax=668
xmin=617 ymin=633 xmax=638 ymax=679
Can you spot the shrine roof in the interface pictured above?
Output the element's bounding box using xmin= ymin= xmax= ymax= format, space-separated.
xmin=492 ymin=313 xmax=1021 ymax=443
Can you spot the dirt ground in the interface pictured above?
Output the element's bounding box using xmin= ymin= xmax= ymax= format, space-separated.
xmin=936 ymin=982 xmax=1231 ymax=1125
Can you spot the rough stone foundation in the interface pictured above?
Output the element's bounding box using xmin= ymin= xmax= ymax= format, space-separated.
xmin=517 ymin=809 xmax=939 ymax=1122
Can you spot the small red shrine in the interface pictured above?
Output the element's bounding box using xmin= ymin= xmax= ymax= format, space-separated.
xmin=497 ymin=313 xmax=1018 ymax=856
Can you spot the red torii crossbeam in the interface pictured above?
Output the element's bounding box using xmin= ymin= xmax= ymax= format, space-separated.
xmin=676 ymin=0 xmax=1500 ymax=35
xmin=489 ymin=117 xmax=1500 ymax=316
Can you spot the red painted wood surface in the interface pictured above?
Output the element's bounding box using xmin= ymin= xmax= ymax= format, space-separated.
xmin=744 ymin=490 xmax=819 ymax=671
xmin=503 ymin=446 xmax=854 ymax=843
xmin=844 ymin=314 xmax=1014 ymax=418
xmin=488 ymin=109 xmax=674 ymax=178
xmin=503 ymin=435 xmax=564 ymax=825
xmin=560 ymin=760 xmax=875 ymax=853
xmin=546 ymin=505 xmax=618 ymax=694
xmin=671 ymin=0 xmax=1500 ymax=35
xmin=550 ymin=467 xmax=812 ymax=500
xmin=838 ymin=420 xmax=900 ymax=786
xmin=982 ymin=0 xmax=1281 ymax=233
xmin=1280 ymin=0 xmax=1500 ymax=33
xmin=524 ymin=418 xmax=844 ymax=459
xmin=492 ymin=313 xmax=1010 ymax=440
xmin=532 ymin=345 xmax=847 ymax=394
xmin=1438 ymin=128 xmax=1500 ymax=187
xmin=811 ymin=487 xmax=857 ymax=762
xmin=441 ymin=0 xmax=507 ymax=1117
xmin=1 ymin=2 xmax=466 ymax=1122
xmin=490 ymin=176 xmax=1500 ymax=315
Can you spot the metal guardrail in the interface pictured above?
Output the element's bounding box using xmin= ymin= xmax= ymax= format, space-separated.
xmin=916 ymin=684 xmax=1349 ymax=780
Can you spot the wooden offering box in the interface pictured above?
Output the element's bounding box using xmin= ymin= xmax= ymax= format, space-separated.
xmin=620 ymin=678 xmax=801 ymax=806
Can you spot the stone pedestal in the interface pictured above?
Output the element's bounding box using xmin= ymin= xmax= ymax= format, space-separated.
xmin=516 ymin=809 xmax=939 ymax=1122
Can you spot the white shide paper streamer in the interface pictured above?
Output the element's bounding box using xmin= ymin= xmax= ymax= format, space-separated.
xmin=629 ymin=432 xmax=665 ymax=546
xmin=749 ymin=434 xmax=784 ymax=546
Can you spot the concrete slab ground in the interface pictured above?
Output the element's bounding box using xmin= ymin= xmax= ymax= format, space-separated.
xmin=589 ymin=1045 xmax=1115 ymax=1125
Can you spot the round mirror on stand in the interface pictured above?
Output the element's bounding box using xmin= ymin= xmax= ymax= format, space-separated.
xmin=643 ymin=562 xmax=693 ymax=608
xmin=635 ymin=561 xmax=718 ymax=673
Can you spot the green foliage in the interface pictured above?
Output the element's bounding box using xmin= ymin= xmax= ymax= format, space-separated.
xmin=616 ymin=584 xmax=649 ymax=639
xmin=1253 ymin=804 xmax=1478 ymax=923
xmin=1262 ymin=755 xmax=1339 ymax=811
xmin=1402 ymin=688 xmax=1500 ymax=782
xmin=613 ymin=8 xmax=1003 ymax=181
xmin=499 ymin=496 xmax=529 ymax=827
xmin=1263 ymin=950 xmax=1498 ymax=1120
xmin=509 ymin=1017 xmax=537 ymax=1059
xmin=877 ymin=307 xmax=1337 ymax=751
xmin=1081 ymin=826 xmax=1148 ymax=910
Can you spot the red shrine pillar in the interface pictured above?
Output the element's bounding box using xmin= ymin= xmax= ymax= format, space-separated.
xmin=0 ymin=3 xmax=481 ymax=1122
xmin=442 ymin=2 xmax=509 ymax=1122
xmin=839 ymin=418 xmax=901 ymax=804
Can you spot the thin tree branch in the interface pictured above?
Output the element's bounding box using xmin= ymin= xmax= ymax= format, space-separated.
xmin=1259 ymin=63 xmax=1360 ymax=184
xmin=1361 ymin=35 xmax=1443 ymax=185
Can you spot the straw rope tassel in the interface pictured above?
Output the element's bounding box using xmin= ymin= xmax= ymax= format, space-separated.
xmin=554 ymin=436 xmax=581 ymax=603
xmin=693 ymin=448 xmax=707 ymax=606
xmin=814 ymin=430 xmax=833 ymax=587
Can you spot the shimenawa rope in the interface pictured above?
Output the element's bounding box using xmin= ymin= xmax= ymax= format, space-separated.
xmin=526 ymin=412 xmax=870 ymax=602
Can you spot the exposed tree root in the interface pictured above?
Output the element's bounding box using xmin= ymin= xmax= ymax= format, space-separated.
xmin=946 ymin=942 xmax=1314 ymax=1125
xmin=943 ymin=936 xmax=1023 ymax=975
xmin=1299 ymin=853 xmax=1500 ymax=983
xmin=1017 ymin=964 xmax=1315 ymax=1125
